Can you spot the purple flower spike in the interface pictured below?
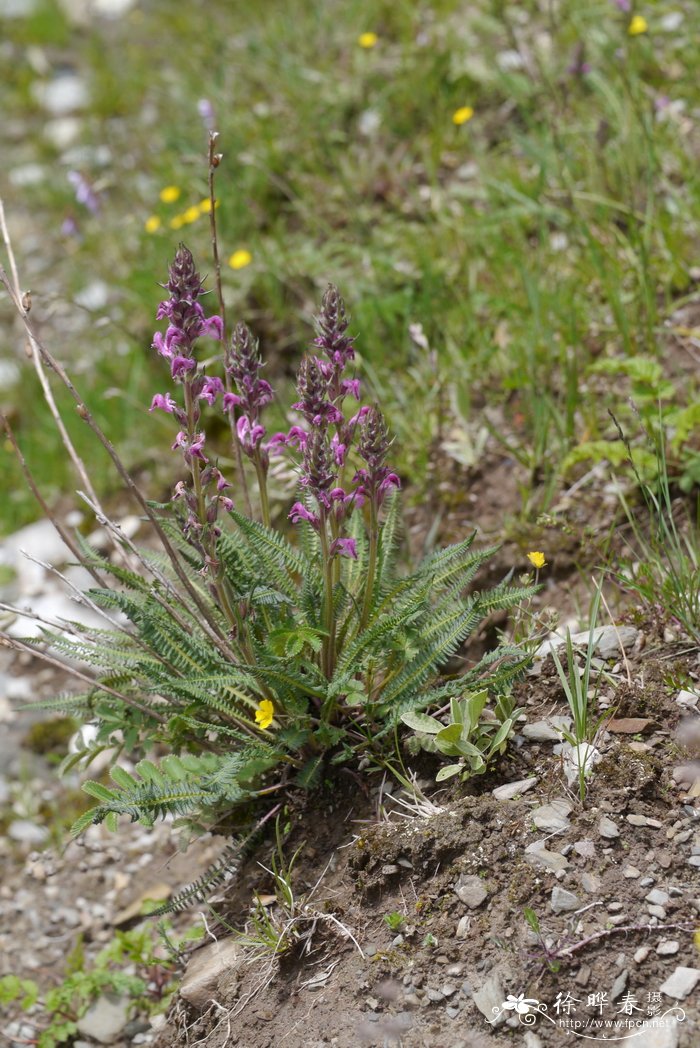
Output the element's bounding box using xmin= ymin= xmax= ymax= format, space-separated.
xmin=153 ymin=245 xmax=223 ymax=376
xmin=356 ymin=406 xmax=400 ymax=507
xmin=225 ymin=322 xmax=274 ymax=424
xmin=293 ymin=356 xmax=342 ymax=426
xmin=313 ymin=285 xmax=355 ymax=370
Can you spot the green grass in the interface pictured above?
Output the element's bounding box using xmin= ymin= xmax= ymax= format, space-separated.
xmin=2 ymin=0 xmax=700 ymax=534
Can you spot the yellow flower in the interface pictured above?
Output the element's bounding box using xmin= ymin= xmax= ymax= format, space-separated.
xmin=198 ymin=198 xmax=212 ymax=214
xmin=169 ymin=214 xmax=185 ymax=230
xmin=527 ymin=551 xmax=547 ymax=570
xmin=358 ymin=32 xmax=378 ymax=49
xmin=255 ymin=699 xmax=274 ymax=730
xmin=182 ymin=205 xmax=201 ymax=224
xmin=228 ymin=249 xmax=252 ymax=270
xmin=452 ymin=106 xmax=474 ymax=126
xmin=144 ymin=215 xmax=161 ymax=234
xmin=159 ymin=185 xmax=181 ymax=204
xmin=628 ymin=15 xmax=648 ymax=36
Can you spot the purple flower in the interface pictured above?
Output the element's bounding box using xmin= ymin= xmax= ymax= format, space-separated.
xmin=611 ymin=0 xmax=631 ymax=10
xmin=198 ymin=98 xmax=216 ymax=129
xmin=237 ymin=415 xmax=266 ymax=454
xmin=172 ymin=430 xmax=207 ymax=463
xmin=342 ymin=378 xmax=361 ymax=401
xmin=289 ymin=501 xmax=319 ymax=528
xmin=149 ymin=392 xmax=178 ymax=413
xmin=330 ymin=537 xmax=358 ymax=559
xmin=198 ymin=376 xmax=225 ymax=405
xmin=68 ymin=171 xmax=100 ymax=215
xmin=171 ymin=355 xmax=198 ymax=378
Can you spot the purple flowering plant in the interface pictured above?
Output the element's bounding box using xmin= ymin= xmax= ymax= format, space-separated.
xmin=0 ymin=232 xmax=536 ymax=841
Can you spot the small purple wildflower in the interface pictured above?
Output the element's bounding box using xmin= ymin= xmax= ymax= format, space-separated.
xmin=198 ymin=98 xmax=216 ymax=130
xmin=68 ymin=171 xmax=100 ymax=215
xmin=149 ymin=392 xmax=179 ymax=414
xmin=330 ymin=537 xmax=358 ymax=560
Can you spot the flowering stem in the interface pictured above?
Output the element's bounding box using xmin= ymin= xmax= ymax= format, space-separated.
xmin=207 ymin=133 xmax=252 ymax=519
xmin=183 ymin=381 xmax=207 ymax=525
xmin=253 ymin=454 xmax=271 ymax=528
xmin=360 ymin=499 xmax=378 ymax=630
xmin=318 ymin=511 xmax=336 ymax=680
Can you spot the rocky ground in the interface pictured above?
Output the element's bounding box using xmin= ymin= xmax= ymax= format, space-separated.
xmin=0 ymin=516 xmax=698 ymax=1048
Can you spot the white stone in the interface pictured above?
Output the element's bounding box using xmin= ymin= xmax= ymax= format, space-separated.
xmin=525 ymin=841 xmax=568 ymax=872
xmin=180 ymin=937 xmax=242 ymax=1008
xmin=533 ymin=799 xmax=572 ymax=832
xmin=492 ymin=777 xmax=537 ymax=801
xmin=598 ymin=815 xmax=620 ymax=839
xmin=76 ymin=994 xmax=130 ymax=1043
xmin=656 ymin=940 xmax=679 ymax=956
xmin=455 ymin=875 xmax=488 ymax=909
xmin=563 ymin=742 xmax=601 ymax=786
xmin=33 ymin=74 xmax=88 ymax=116
xmin=623 ymin=866 xmax=641 ymax=879
xmin=44 ymin=116 xmax=82 ymax=149
xmin=550 ymin=887 xmax=580 ymax=913
xmin=8 ymin=820 xmax=49 ymax=845
xmin=645 ymin=889 xmax=670 ymax=906
xmin=472 ymin=972 xmax=506 ymax=1026
xmin=634 ymin=946 xmax=651 ymax=964
xmin=629 ymin=1019 xmax=680 ymax=1048
xmin=675 ymin=690 xmax=699 ymax=708
xmin=523 ymin=717 xmax=572 ymax=742
xmin=659 ymin=966 xmax=700 ymax=999
xmin=537 ymin=625 xmax=638 ymax=660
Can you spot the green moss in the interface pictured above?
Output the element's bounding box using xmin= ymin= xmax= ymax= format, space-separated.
xmin=23 ymin=717 xmax=77 ymax=756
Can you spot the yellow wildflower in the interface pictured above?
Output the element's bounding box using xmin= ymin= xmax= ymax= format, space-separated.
xmin=452 ymin=106 xmax=474 ymax=126
xmin=159 ymin=185 xmax=181 ymax=204
xmin=255 ymin=699 xmax=274 ymax=730
xmin=182 ymin=205 xmax=201 ymax=224
xmin=169 ymin=214 xmax=185 ymax=230
xmin=144 ymin=215 xmax=161 ymax=234
xmin=358 ymin=32 xmax=378 ymax=49
xmin=228 ymin=249 xmax=252 ymax=270
xmin=198 ymin=198 xmax=212 ymax=214
xmin=628 ymin=15 xmax=648 ymax=36
xmin=527 ymin=551 xmax=547 ymax=570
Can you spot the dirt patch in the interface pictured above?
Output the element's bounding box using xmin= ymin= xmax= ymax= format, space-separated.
xmin=146 ymin=647 xmax=699 ymax=1048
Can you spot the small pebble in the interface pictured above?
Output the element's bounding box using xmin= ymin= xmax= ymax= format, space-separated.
xmin=656 ymin=940 xmax=680 ymax=956
xmin=639 ymin=877 xmax=655 ymax=887
xmin=645 ymin=889 xmax=670 ymax=906
xmin=634 ymin=946 xmax=651 ymax=963
xmin=622 ymin=866 xmax=640 ymax=879
xmin=647 ymin=905 xmax=666 ymax=919
xmin=598 ymin=816 xmax=619 ymax=839
xmin=627 ymin=814 xmax=647 ymax=827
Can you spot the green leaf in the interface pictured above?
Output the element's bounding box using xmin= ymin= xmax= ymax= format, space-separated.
xmin=435 ymin=764 xmax=462 ymax=781
xmin=400 ymin=711 xmax=443 ymax=734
